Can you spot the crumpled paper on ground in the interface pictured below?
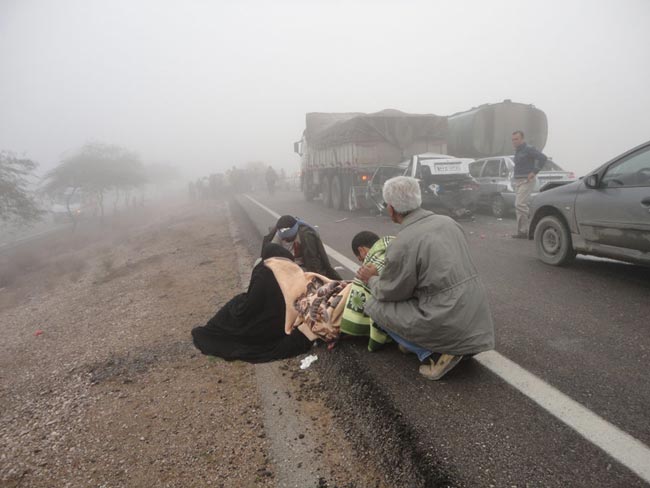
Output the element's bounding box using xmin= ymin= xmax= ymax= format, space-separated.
xmin=299 ymin=354 xmax=318 ymax=370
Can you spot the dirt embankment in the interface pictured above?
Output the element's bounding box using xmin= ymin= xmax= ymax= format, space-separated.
xmin=0 ymin=200 xmax=389 ymax=488
xmin=0 ymin=202 xmax=272 ymax=487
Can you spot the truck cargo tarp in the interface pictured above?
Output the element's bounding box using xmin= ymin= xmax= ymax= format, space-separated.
xmin=305 ymin=110 xmax=448 ymax=149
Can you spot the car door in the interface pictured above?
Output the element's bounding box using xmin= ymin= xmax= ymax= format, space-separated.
xmin=367 ymin=166 xmax=403 ymax=204
xmin=414 ymin=159 xmax=441 ymax=208
xmin=574 ymin=145 xmax=650 ymax=255
xmin=469 ymin=160 xmax=486 ymax=203
xmin=479 ymin=159 xmax=503 ymax=196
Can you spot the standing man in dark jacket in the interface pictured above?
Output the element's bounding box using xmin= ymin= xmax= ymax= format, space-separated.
xmin=511 ymin=130 xmax=548 ymax=238
xmin=262 ymin=215 xmax=342 ymax=280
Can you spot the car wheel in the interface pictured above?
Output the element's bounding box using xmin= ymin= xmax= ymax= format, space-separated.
xmin=534 ymin=215 xmax=576 ymax=266
xmin=491 ymin=195 xmax=506 ymax=218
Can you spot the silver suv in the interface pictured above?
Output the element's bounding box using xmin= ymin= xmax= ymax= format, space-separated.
xmin=529 ymin=141 xmax=650 ymax=266
xmin=469 ymin=156 xmax=575 ymax=217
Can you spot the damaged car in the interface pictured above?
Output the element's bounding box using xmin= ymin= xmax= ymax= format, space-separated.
xmin=366 ymin=153 xmax=480 ymax=220
xmin=469 ymin=156 xmax=576 ymax=217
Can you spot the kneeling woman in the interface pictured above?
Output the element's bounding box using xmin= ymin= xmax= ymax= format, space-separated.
xmin=191 ymin=244 xmax=314 ymax=363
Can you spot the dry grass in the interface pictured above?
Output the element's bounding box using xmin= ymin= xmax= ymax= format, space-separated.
xmin=0 ymin=201 xmax=276 ymax=488
xmin=0 ymin=209 xmax=159 ymax=307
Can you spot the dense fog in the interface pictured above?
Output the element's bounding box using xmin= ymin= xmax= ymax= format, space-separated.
xmin=1 ymin=0 xmax=649 ymax=179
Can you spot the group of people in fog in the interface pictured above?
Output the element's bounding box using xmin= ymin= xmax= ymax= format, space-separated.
xmin=189 ymin=165 xmax=289 ymax=201
xmin=192 ymin=175 xmax=495 ymax=381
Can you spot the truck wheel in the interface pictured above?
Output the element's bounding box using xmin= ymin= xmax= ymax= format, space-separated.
xmin=491 ymin=195 xmax=506 ymax=218
xmin=301 ymin=178 xmax=314 ymax=201
xmin=534 ymin=215 xmax=576 ymax=266
xmin=322 ymin=175 xmax=333 ymax=208
xmin=331 ymin=175 xmax=346 ymax=210
xmin=331 ymin=174 xmax=353 ymax=211
xmin=341 ymin=176 xmax=353 ymax=211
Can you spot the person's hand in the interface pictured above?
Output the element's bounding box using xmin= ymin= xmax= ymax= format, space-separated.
xmin=527 ymin=172 xmax=535 ymax=182
xmin=356 ymin=264 xmax=378 ymax=283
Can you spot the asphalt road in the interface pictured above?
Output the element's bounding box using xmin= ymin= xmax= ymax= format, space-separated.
xmin=236 ymin=189 xmax=650 ymax=487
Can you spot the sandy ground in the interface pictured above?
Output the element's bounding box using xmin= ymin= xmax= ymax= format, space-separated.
xmin=0 ymin=200 xmax=387 ymax=488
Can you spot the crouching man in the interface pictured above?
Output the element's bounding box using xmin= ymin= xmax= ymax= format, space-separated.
xmin=357 ymin=176 xmax=495 ymax=380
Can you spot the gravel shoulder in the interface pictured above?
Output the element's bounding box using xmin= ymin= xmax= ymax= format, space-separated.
xmin=0 ymin=200 xmax=388 ymax=488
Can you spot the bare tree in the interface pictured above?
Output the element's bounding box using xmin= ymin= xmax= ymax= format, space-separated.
xmin=42 ymin=143 xmax=146 ymax=227
xmin=0 ymin=151 xmax=43 ymax=224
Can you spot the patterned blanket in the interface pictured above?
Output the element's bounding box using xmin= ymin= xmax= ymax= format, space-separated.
xmin=340 ymin=236 xmax=394 ymax=351
xmin=265 ymin=257 xmax=351 ymax=343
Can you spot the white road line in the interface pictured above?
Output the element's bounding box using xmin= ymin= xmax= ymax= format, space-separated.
xmin=477 ymin=352 xmax=650 ymax=481
xmin=243 ymin=194 xmax=650 ymax=483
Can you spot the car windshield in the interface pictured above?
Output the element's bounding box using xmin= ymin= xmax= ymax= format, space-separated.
xmin=469 ymin=161 xmax=483 ymax=177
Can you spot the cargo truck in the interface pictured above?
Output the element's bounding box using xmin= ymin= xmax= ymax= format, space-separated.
xmin=294 ymin=100 xmax=548 ymax=211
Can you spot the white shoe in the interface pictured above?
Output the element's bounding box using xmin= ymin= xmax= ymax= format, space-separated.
xmin=419 ymin=354 xmax=462 ymax=380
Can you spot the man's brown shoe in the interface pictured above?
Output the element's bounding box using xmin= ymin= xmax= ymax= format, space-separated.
xmin=419 ymin=354 xmax=463 ymax=380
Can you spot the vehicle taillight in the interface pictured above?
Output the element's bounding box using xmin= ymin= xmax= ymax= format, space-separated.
xmin=568 ymin=172 xmax=576 ymax=179
xmin=360 ymin=174 xmax=369 ymax=182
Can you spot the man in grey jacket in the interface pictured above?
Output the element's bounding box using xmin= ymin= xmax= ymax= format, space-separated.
xmin=357 ymin=176 xmax=495 ymax=380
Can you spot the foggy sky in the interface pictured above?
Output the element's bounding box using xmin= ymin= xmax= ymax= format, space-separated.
xmin=1 ymin=0 xmax=649 ymax=179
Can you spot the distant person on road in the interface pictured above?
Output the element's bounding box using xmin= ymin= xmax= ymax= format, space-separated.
xmin=191 ymin=244 xmax=314 ymax=362
xmin=511 ymin=130 xmax=548 ymax=238
xmin=356 ymin=176 xmax=495 ymax=380
xmin=262 ymin=215 xmax=342 ymax=280
xmin=340 ymin=231 xmax=394 ymax=351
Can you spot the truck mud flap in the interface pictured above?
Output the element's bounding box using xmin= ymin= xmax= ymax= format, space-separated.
xmin=349 ymin=185 xmax=377 ymax=212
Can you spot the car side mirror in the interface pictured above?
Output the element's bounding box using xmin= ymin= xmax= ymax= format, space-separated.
xmin=584 ymin=174 xmax=599 ymax=189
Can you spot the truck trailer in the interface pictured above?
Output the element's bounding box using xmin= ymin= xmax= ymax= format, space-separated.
xmin=294 ymin=100 xmax=548 ymax=211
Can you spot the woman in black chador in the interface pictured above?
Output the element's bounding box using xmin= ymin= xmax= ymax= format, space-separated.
xmin=191 ymin=243 xmax=313 ymax=363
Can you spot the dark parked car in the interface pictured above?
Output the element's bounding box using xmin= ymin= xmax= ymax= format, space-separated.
xmin=469 ymin=156 xmax=576 ymax=217
xmin=529 ymin=141 xmax=650 ymax=266
xmin=366 ymin=154 xmax=480 ymax=220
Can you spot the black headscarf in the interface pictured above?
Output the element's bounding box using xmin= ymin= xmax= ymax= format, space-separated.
xmin=261 ymin=243 xmax=294 ymax=261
